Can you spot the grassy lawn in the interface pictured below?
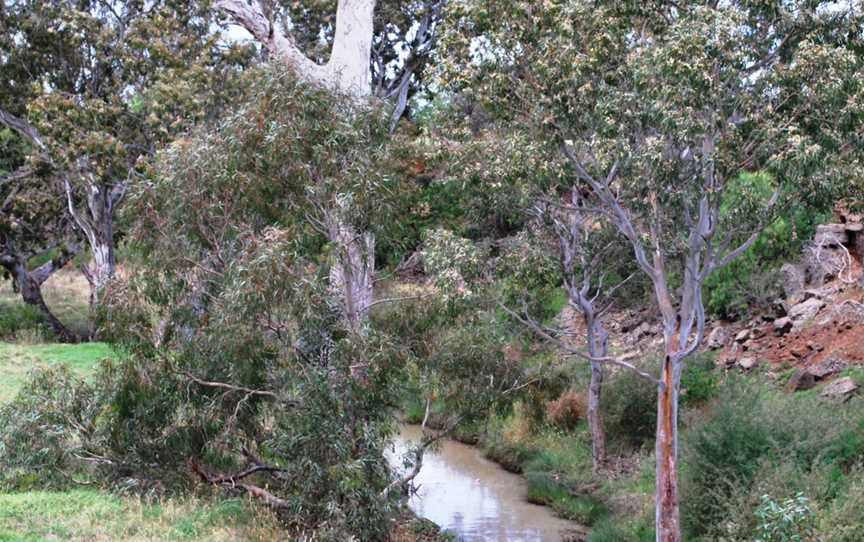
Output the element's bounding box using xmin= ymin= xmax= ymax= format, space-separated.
xmin=0 ymin=342 xmax=115 ymax=402
xmin=0 ymin=490 xmax=282 ymax=542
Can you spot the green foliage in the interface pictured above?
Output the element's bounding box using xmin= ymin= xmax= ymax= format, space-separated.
xmin=0 ymin=366 xmax=100 ymax=490
xmin=496 ymin=228 xmax=564 ymax=321
xmin=755 ymin=493 xmax=816 ymax=542
xmin=680 ymin=353 xmax=720 ymax=407
xmin=588 ymin=517 xmax=654 ymax=542
xmin=705 ymin=203 xmax=831 ymax=318
xmin=602 ymin=367 xmax=658 ymax=449
xmin=682 ymin=379 xmax=864 ymax=539
xmin=0 ymin=302 xmax=47 ymax=340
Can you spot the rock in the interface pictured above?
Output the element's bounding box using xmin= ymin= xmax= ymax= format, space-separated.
xmin=738 ymin=357 xmax=758 ymax=370
xmin=815 ymin=224 xmax=849 ymax=247
xmin=844 ymin=223 xmax=864 ymax=233
xmin=750 ymin=326 xmax=767 ymax=340
xmin=780 ymin=263 xmax=807 ymax=303
xmin=807 ymin=357 xmax=848 ymax=379
xmin=773 ymin=317 xmax=793 ymax=336
xmin=820 ymin=377 xmax=859 ymax=400
xmin=788 ymin=298 xmax=826 ymax=327
xmin=806 ymin=341 xmax=823 ymax=352
xmin=786 ymin=369 xmax=817 ymax=392
xmin=707 ymin=326 xmax=729 ymax=350
xmin=631 ymin=322 xmax=656 ymax=341
xmin=790 ymin=345 xmax=810 ymax=359
xmin=803 ymin=285 xmax=838 ymax=301
xmin=734 ymin=329 xmax=751 ymax=343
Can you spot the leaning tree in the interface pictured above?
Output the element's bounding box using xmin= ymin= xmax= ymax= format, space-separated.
xmin=439 ymin=1 xmax=864 ymax=540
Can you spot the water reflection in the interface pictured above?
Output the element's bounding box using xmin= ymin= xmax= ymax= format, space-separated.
xmin=390 ymin=425 xmax=574 ymax=542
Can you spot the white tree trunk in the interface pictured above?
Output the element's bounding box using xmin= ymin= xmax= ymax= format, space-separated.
xmin=326 ymin=211 xmax=374 ymax=333
xmin=215 ymin=0 xmax=376 ymax=98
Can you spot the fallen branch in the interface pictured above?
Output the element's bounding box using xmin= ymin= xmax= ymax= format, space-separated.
xmin=381 ymin=417 xmax=462 ymax=499
xmin=191 ymin=460 xmax=290 ymax=509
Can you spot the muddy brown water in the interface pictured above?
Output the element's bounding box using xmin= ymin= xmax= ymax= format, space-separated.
xmin=390 ymin=425 xmax=578 ymax=542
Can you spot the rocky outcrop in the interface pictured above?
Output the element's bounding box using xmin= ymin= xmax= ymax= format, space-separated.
xmin=707 ymin=326 xmax=729 ymax=350
xmin=786 ymin=369 xmax=817 ymax=392
xmin=820 ymin=377 xmax=859 ymax=400
xmin=788 ymin=297 xmax=826 ymax=329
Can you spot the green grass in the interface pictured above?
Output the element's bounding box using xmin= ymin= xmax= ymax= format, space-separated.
xmin=0 ymin=343 xmax=115 ymax=402
xmin=0 ymin=490 xmax=282 ymax=541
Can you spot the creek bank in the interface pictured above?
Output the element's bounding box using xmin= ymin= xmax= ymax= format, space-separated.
xmin=393 ymin=422 xmax=592 ymax=541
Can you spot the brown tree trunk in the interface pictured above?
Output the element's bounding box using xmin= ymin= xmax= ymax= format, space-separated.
xmin=3 ymin=258 xmax=80 ymax=343
xmin=655 ymin=340 xmax=682 ymax=542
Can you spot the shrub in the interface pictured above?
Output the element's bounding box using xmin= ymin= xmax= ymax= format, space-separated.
xmin=755 ymin=493 xmax=816 ymax=542
xmin=0 ymin=302 xmax=50 ymax=340
xmin=546 ymin=389 xmax=586 ymax=430
xmin=602 ymin=367 xmax=657 ymax=449
xmin=680 ymin=353 xmax=720 ymax=407
xmin=705 ymin=199 xmax=830 ymax=319
xmin=819 ymin=468 xmax=864 ymax=542
xmin=682 ymin=378 xmax=864 ymax=539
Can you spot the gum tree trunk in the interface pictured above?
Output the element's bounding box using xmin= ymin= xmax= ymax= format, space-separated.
xmin=1 ymin=248 xmax=81 ymax=342
xmin=655 ymin=329 xmax=683 ymax=542
xmin=583 ymin=311 xmax=608 ymax=473
xmin=64 ymin=179 xmax=123 ymax=313
xmin=326 ymin=211 xmax=374 ymax=334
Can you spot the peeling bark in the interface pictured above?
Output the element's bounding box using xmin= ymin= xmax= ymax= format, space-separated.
xmin=655 ymin=344 xmax=682 ymax=542
xmin=64 ymin=178 xmax=123 ymax=312
xmin=584 ymin=313 xmax=608 ymax=472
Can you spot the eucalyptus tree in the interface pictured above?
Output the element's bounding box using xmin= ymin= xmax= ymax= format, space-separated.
xmin=215 ymin=0 xmax=445 ymax=332
xmin=545 ymin=192 xmax=635 ymax=473
xmin=439 ymin=2 xmax=864 ymax=539
xmin=0 ymin=165 xmax=82 ymax=341
xmin=0 ymin=0 xmax=253 ymax=315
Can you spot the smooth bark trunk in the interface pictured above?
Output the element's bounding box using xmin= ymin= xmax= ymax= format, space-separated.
xmin=326 ymin=212 xmax=374 ymax=334
xmin=215 ymin=0 xmax=376 ymax=98
xmin=584 ymin=313 xmax=607 ymax=473
xmin=64 ymin=180 xmax=121 ymax=313
xmin=655 ymin=337 xmax=682 ymax=542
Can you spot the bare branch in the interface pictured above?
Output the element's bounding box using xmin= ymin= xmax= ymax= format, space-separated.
xmin=0 ymin=108 xmax=46 ymax=150
xmin=381 ymin=416 xmax=462 ymax=499
xmin=179 ymin=370 xmax=301 ymax=407
xmin=499 ymin=303 xmax=659 ymax=385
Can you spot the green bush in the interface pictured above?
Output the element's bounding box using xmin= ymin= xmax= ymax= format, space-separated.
xmin=680 ymin=353 xmax=720 ymax=407
xmin=602 ymin=367 xmax=657 ymax=449
xmin=0 ymin=302 xmax=50 ymax=340
xmin=754 ymin=493 xmax=816 ymax=542
xmin=682 ymin=379 xmax=864 ymax=539
xmin=705 ymin=195 xmax=830 ymax=319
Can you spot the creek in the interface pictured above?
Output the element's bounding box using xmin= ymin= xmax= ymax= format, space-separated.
xmin=390 ymin=424 xmax=580 ymax=542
